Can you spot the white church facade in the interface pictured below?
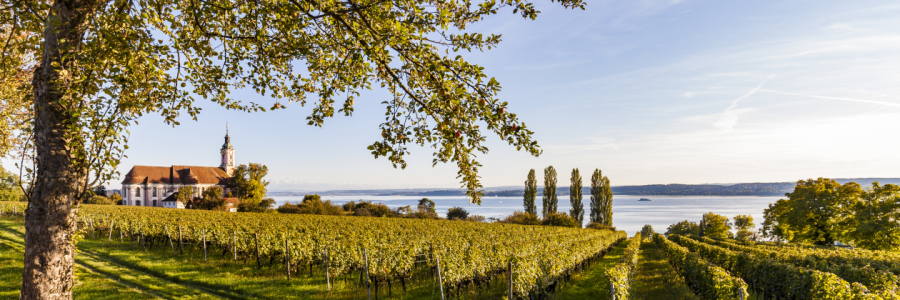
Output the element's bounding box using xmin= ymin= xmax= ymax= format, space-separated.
xmin=121 ymin=129 xmax=236 ymax=209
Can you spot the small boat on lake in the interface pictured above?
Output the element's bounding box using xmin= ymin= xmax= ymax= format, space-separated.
xmin=638 ymin=198 xmax=652 ymax=201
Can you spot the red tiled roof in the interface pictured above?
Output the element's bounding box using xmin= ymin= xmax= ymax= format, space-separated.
xmin=123 ymin=165 xmax=229 ymax=185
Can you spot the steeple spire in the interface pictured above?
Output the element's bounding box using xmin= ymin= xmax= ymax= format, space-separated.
xmin=220 ymin=124 xmax=235 ymax=176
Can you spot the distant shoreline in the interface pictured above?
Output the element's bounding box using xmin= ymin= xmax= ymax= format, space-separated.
xmin=269 ymin=178 xmax=899 ymax=197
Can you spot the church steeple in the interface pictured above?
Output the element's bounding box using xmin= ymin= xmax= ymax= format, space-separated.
xmin=220 ymin=124 xmax=235 ymax=176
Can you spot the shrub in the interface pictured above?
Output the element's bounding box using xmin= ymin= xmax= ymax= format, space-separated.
xmin=111 ymin=193 xmax=123 ymax=205
xmin=345 ymin=201 xmax=393 ymax=217
xmin=666 ymin=220 xmax=700 ymax=237
xmin=467 ymin=215 xmax=486 ymax=222
xmin=276 ymin=202 xmax=303 ymax=214
xmin=342 ymin=201 xmax=358 ymax=212
xmin=84 ymin=195 xmax=115 ymax=205
xmin=542 ymin=212 xmax=577 ymax=228
xmin=447 ymin=206 xmax=469 ymax=220
xmin=237 ymin=198 xmax=275 ymax=212
xmin=354 ymin=208 xmax=371 ymax=217
xmin=501 ymin=211 xmax=542 ymax=225
xmin=586 ymin=222 xmax=617 ymax=231
xmin=641 ymin=224 xmax=654 ymax=239
xmin=278 ymin=194 xmax=343 ymax=215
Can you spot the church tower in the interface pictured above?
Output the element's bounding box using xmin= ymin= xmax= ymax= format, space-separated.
xmin=220 ymin=126 xmax=235 ymax=176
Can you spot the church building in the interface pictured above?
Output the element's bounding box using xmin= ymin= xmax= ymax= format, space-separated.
xmin=121 ymin=129 xmax=236 ymax=209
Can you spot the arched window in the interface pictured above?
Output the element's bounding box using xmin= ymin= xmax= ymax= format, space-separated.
xmin=135 ymin=200 xmax=141 ymax=206
xmin=153 ymin=188 xmax=157 ymax=197
xmin=136 ymin=188 xmax=141 ymax=197
xmin=152 ymin=200 xmax=157 ymax=207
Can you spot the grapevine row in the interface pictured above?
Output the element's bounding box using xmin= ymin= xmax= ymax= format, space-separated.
xmin=667 ymin=234 xmax=889 ymax=299
xmin=756 ymin=240 xmax=900 ymax=276
xmin=0 ymin=202 xmax=625 ymax=298
xmin=606 ymin=232 xmax=643 ymax=300
xmin=653 ymin=234 xmax=748 ymax=300
xmin=696 ymin=236 xmax=899 ymax=295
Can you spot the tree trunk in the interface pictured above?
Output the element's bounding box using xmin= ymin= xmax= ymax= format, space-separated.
xmin=21 ymin=1 xmax=106 ymax=299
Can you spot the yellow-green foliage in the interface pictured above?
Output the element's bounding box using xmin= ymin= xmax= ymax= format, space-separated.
xmin=606 ymin=233 xmax=643 ymax=299
xmin=654 ymin=234 xmax=748 ymax=300
xmin=0 ymin=202 xmax=625 ymax=299
xmin=697 ymin=236 xmax=899 ymax=295
xmin=666 ymin=234 xmax=882 ymax=299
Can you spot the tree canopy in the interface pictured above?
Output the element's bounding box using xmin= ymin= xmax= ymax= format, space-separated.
xmin=699 ymin=212 xmax=731 ymax=239
xmin=2 ymin=0 xmax=585 ymax=296
xmin=761 ymin=178 xmax=861 ymax=246
xmin=542 ymin=165 xmax=557 ymax=216
xmin=229 ymin=163 xmax=269 ymax=201
xmin=665 ymin=220 xmax=699 ymax=237
xmin=523 ymin=169 xmax=537 ymax=215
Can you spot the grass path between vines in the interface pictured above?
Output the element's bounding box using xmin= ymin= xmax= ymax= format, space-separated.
xmin=630 ymin=240 xmax=698 ymax=300
xmin=552 ymin=239 xmax=630 ymax=299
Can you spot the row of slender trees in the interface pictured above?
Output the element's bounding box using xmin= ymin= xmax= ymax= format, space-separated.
xmin=523 ymin=166 xmax=614 ymax=228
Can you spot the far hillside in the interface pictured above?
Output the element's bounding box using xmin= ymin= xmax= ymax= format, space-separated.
xmin=270 ymin=178 xmax=900 ymax=197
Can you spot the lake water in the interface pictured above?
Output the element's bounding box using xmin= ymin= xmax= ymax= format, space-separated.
xmin=270 ymin=195 xmax=781 ymax=235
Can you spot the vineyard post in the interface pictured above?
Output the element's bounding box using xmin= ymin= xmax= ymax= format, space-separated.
xmin=178 ymin=225 xmax=184 ymax=255
xmin=119 ymin=222 xmax=124 ymax=243
xmin=325 ymin=245 xmax=331 ymax=291
xmin=436 ymin=256 xmax=445 ymax=300
xmin=141 ymin=229 xmax=146 ymax=251
xmin=108 ymin=220 xmax=115 ymax=242
xmin=232 ymin=230 xmax=237 ymax=262
xmin=364 ymin=249 xmax=371 ymax=300
xmin=611 ymin=281 xmax=615 ymax=300
xmin=203 ymin=229 xmax=208 ymax=261
xmin=739 ymin=287 xmax=745 ymax=300
xmin=508 ymin=260 xmax=512 ymax=300
xmin=166 ymin=225 xmax=174 ymax=252
xmin=284 ymin=236 xmax=290 ymax=280
xmin=255 ymin=233 xmax=261 ymax=270
xmin=89 ymin=218 xmax=95 ymax=239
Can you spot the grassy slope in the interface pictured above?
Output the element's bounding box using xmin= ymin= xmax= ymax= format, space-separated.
xmin=553 ymin=239 xmax=629 ymax=300
xmin=630 ymin=240 xmax=698 ymax=300
xmin=1 ymin=217 xmax=507 ymax=299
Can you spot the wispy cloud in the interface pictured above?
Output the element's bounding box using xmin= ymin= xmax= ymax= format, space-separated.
xmin=760 ymin=89 xmax=900 ymax=108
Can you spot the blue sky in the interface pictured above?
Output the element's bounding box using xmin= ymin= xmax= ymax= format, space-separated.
xmin=106 ymin=0 xmax=900 ymax=191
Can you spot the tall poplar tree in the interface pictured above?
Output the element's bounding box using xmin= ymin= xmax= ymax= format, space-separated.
xmin=542 ymin=165 xmax=558 ymax=216
xmin=569 ymin=168 xmax=584 ymax=227
xmin=523 ymin=169 xmax=537 ymax=215
xmin=601 ymin=176 xmax=614 ymax=226
xmin=2 ymin=0 xmax=585 ymax=295
xmin=590 ymin=169 xmax=603 ymax=223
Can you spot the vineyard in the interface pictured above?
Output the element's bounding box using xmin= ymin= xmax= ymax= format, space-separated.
xmin=0 ymin=202 xmax=625 ymax=299
xmin=5 ymin=201 xmax=899 ymax=299
xmin=662 ymin=234 xmax=900 ymax=300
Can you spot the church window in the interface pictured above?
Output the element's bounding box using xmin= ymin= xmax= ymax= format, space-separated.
xmin=136 ymin=188 xmax=141 ymax=197
xmin=153 ymin=188 xmax=157 ymax=197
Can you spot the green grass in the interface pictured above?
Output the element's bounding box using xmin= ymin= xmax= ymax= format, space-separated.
xmin=630 ymin=240 xmax=698 ymax=300
xmin=1 ymin=217 xmax=508 ymax=299
xmin=553 ymin=239 xmax=630 ymax=299
xmin=0 ymin=218 xmax=153 ymax=300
